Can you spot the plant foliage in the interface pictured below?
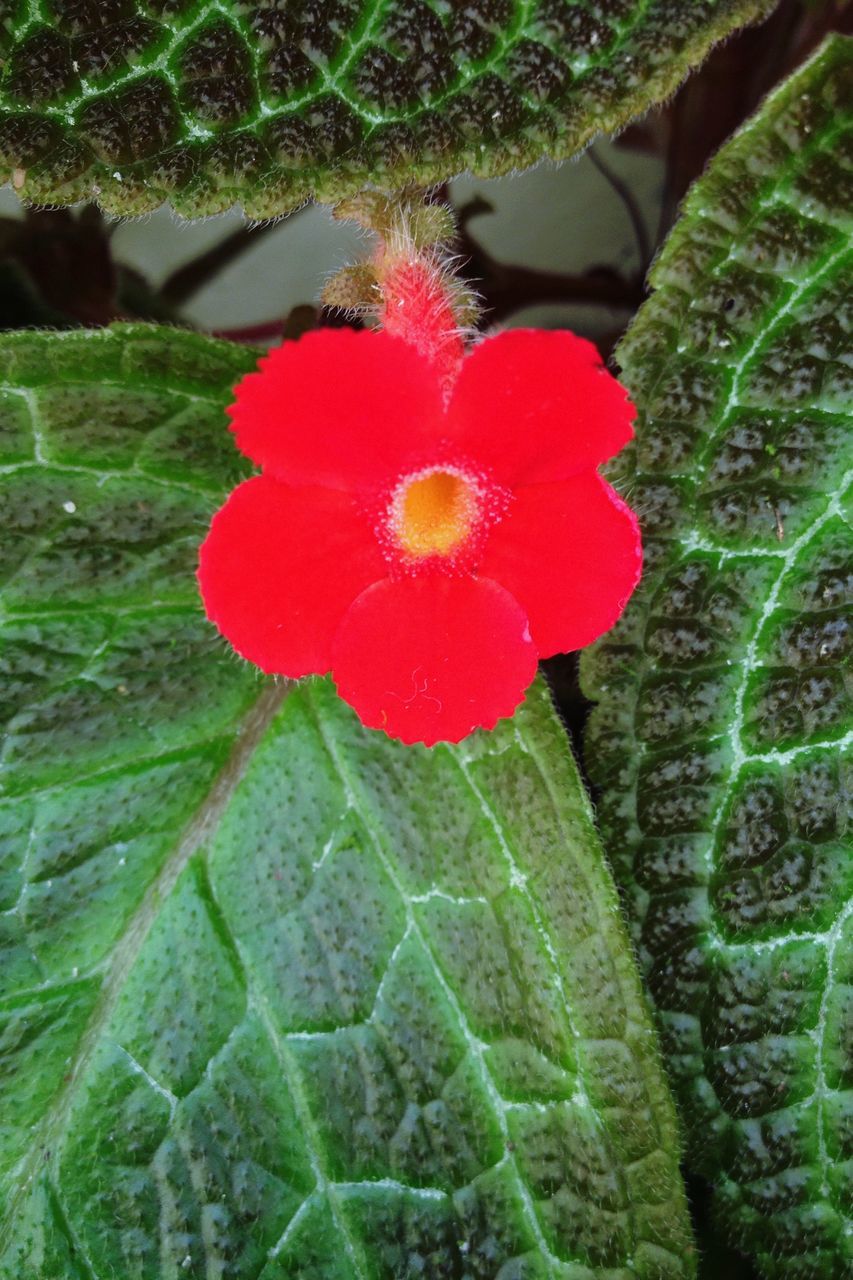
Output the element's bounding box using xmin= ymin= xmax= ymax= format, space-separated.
xmin=582 ymin=35 xmax=852 ymax=1279
xmin=0 ymin=325 xmax=695 ymax=1279
xmin=0 ymin=0 xmax=774 ymax=217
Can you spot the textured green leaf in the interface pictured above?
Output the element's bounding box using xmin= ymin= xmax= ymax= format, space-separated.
xmin=0 ymin=0 xmax=775 ymax=218
xmin=581 ymin=36 xmax=852 ymax=1280
xmin=0 ymin=324 xmax=693 ymax=1279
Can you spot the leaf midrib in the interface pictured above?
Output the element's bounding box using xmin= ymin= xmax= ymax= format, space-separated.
xmin=702 ymin=469 xmax=852 ymax=1206
xmin=309 ymin=695 xmax=569 ymax=1276
xmin=0 ymin=678 xmax=287 ymax=1248
xmin=615 ymin=43 xmax=853 ymax=1223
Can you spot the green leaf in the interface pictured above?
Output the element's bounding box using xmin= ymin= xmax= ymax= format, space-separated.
xmin=0 ymin=324 xmax=694 ymax=1278
xmin=0 ymin=0 xmax=775 ymax=218
xmin=581 ymin=36 xmax=852 ymax=1279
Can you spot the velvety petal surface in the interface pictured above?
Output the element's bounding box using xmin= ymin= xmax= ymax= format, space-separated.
xmin=228 ymin=328 xmax=445 ymax=490
xmin=198 ymin=475 xmax=385 ymax=676
xmin=479 ymin=473 xmax=642 ymax=658
xmin=331 ymin=575 xmax=538 ymax=746
xmin=446 ymin=330 xmax=636 ymax=485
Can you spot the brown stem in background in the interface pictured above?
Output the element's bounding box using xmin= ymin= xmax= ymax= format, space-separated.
xmin=1 ymin=205 xmax=119 ymax=327
xmin=211 ymin=303 xmax=360 ymax=344
xmin=454 ymin=199 xmax=645 ymax=326
xmin=586 ymin=145 xmax=652 ymax=272
xmin=159 ymin=217 xmax=287 ymax=307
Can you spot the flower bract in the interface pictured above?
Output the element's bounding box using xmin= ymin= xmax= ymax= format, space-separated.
xmin=199 ymin=327 xmax=641 ymax=745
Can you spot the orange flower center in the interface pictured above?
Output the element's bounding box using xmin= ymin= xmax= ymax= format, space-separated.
xmin=393 ymin=467 xmax=478 ymax=558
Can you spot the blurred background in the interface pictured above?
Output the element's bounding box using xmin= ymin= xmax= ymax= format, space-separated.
xmin=1 ymin=0 xmax=847 ymax=351
xmin=1 ymin=3 xmax=850 ymax=1274
xmin=0 ymin=132 xmax=656 ymax=345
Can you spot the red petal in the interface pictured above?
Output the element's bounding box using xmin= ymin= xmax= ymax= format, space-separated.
xmin=227 ymin=328 xmax=445 ymax=490
xmin=446 ymin=330 xmax=635 ymax=486
xmin=479 ymin=474 xmax=642 ymax=658
xmin=331 ymin=576 xmax=537 ymax=746
xmin=198 ymin=475 xmax=385 ymax=676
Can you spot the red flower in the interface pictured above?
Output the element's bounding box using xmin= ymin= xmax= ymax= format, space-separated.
xmin=198 ymin=327 xmax=641 ymax=746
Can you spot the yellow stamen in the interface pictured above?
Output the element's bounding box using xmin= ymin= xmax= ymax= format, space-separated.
xmin=396 ymin=468 xmax=475 ymax=558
